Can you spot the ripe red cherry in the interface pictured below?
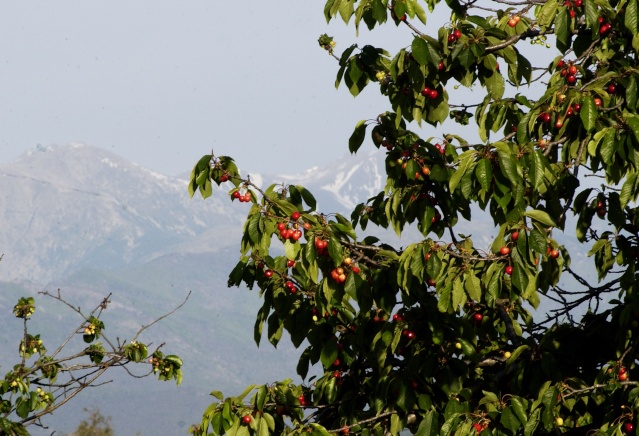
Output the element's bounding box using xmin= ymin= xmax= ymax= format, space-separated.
xmin=557 ymin=59 xmax=565 ymax=68
xmin=568 ymin=65 xmax=578 ymax=75
xmin=500 ymin=246 xmax=511 ymax=256
xmin=264 ymin=270 xmax=274 ymax=278
xmin=429 ymin=89 xmax=438 ymax=99
xmin=594 ymin=98 xmax=602 ymax=107
xmin=421 ymin=86 xmax=431 ymax=96
xmin=511 ymin=231 xmax=519 ymax=241
xmin=292 ymin=229 xmax=303 ymax=241
xmin=574 ymin=0 xmax=583 ymax=6
xmin=219 ymin=174 xmax=229 ymax=182
xmin=232 ymin=191 xmax=241 ymax=199
xmin=508 ymin=18 xmax=517 ymax=27
xmin=473 ymin=313 xmax=484 ymax=323
xmin=555 ymin=118 xmax=564 ymax=128
xmin=453 ymin=29 xmax=462 ymax=38
xmin=505 ymin=265 xmax=513 ymax=275
xmin=597 ymin=207 xmax=607 ymax=218
xmin=625 ymin=422 xmax=634 ymax=433
xmin=242 ymin=415 xmax=252 ymax=424
xmin=549 ymin=249 xmax=560 ymax=259
xmin=438 ymin=61 xmax=445 ymax=71
xmin=277 ymin=222 xmax=286 ymax=231
xmin=600 ymin=23 xmax=611 ymax=35
xmin=287 ymin=259 xmax=295 ymax=268
xmin=608 ymin=84 xmax=617 ymax=94
xmin=473 ymin=423 xmax=484 ymax=434
xmin=291 ymin=211 xmax=301 ymax=221
xmin=540 ymin=112 xmax=551 ymax=123
xmin=448 ymin=34 xmax=456 ymax=43
xmin=333 ymin=358 xmax=341 ymax=367
xmin=566 ymin=74 xmax=576 ymax=84
xmin=404 ymin=330 xmax=415 ymax=339
xmin=573 ymin=103 xmax=581 ymax=112
xmin=302 ymin=222 xmax=311 ymax=230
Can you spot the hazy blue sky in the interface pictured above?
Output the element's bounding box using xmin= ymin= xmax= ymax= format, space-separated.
xmin=0 ymin=2 xmax=412 ymax=176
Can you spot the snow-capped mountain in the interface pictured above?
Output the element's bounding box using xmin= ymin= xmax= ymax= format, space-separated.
xmin=0 ymin=143 xmax=386 ymax=284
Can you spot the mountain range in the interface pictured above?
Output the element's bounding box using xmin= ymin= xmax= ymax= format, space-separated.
xmin=0 ymin=143 xmax=403 ymax=435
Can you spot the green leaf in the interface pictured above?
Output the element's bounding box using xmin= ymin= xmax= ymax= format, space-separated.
xmin=450 ymin=151 xmax=476 ymax=193
xmin=415 ymin=410 xmax=439 ymax=436
xmin=411 ymin=37 xmax=430 ymax=65
xmin=554 ymin=8 xmax=570 ymax=52
xmin=626 ymin=0 xmax=638 ymax=35
xmin=537 ymin=0 xmax=559 ymax=26
xmin=584 ymin=0 xmax=598 ymax=28
xmin=321 ymin=339 xmax=338 ymax=369
xmin=464 ymin=272 xmax=482 ymax=302
xmin=475 ymin=158 xmax=493 ymax=191
xmin=580 ymin=96 xmax=598 ymax=132
xmin=524 ymin=210 xmax=556 ymax=228
xmin=349 ymin=120 xmax=367 ymax=153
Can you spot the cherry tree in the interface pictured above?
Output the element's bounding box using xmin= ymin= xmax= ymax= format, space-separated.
xmin=0 ymin=288 xmax=185 ymax=435
xmin=190 ymin=0 xmax=639 ymax=434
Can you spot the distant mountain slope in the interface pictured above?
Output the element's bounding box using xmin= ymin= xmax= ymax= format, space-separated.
xmin=0 ymin=144 xmax=391 ymax=285
xmin=0 ymin=144 xmax=242 ymax=283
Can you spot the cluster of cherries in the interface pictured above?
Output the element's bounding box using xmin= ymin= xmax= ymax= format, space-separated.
xmin=562 ymin=0 xmax=583 ymax=19
xmin=420 ymin=85 xmax=439 ymax=100
xmin=447 ymin=28 xmax=462 ymax=43
xmin=329 ymin=258 xmax=361 ymax=284
xmin=232 ymin=190 xmax=252 ymax=203
xmin=557 ymin=60 xmax=579 ymax=85
xmin=392 ymin=313 xmax=416 ymax=339
xmin=277 ymin=212 xmax=310 ymax=241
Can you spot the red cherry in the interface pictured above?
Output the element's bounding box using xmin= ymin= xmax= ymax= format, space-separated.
xmin=303 ymin=222 xmax=311 ymax=230
xmin=429 ymin=89 xmax=438 ymax=99
xmin=594 ymin=98 xmax=602 ymax=107
xmin=619 ymin=371 xmax=629 ymax=381
xmin=598 ymin=16 xmax=605 ymax=23
xmin=277 ymin=222 xmax=286 ymax=231
xmin=292 ymin=229 xmax=303 ymax=241
xmin=555 ymin=118 xmax=564 ymax=128
xmin=540 ymin=112 xmax=551 ymax=123
xmin=566 ymin=74 xmax=576 ymax=84
xmin=505 ymin=265 xmax=513 ymax=275
xmin=569 ymin=9 xmax=576 ymax=18
xmin=287 ymin=259 xmax=295 ymax=268
xmin=438 ymin=61 xmax=445 ymax=71
xmin=597 ymin=207 xmax=607 ymax=218
xmin=549 ymin=249 xmax=560 ymax=259
xmin=557 ymin=59 xmax=565 ymax=68
xmin=351 ymin=266 xmax=360 ymax=274
xmin=232 ymin=191 xmax=241 ymax=199
xmin=573 ymin=103 xmax=581 ymax=112
xmin=219 ymin=174 xmax=229 ymax=182
xmin=264 ymin=270 xmax=274 ymax=278
xmin=405 ymin=330 xmax=415 ymax=339
xmin=574 ymin=0 xmax=582 ymax=6
xmin=291 ymin=212 xmax=301 ymax=221
xmin=448 ymin=34 xmax=456 ymax=42
xmin=473 ymin=313 xmax=484 ymax=323
xmin=568 ymin=65 xmax=578 ymax=75
xmin=333 ymin=358 xmax=341 ymax=367
xmin=625 ymin=422 xmax=634 ymax=433
xmin=242 ymin=415 xmax=252 ymax=424
xmin=453 ymin=29 xmax=462 ymax=38
xmin=508 ymin=18 xmax=517 ymax=27
xmin=500 ymin=246 xmax=511 ymax=256
xmin=511 ymin=231 xmax=519 ymax=241
xmin=608 ymin=84 xmax=617 ymax=94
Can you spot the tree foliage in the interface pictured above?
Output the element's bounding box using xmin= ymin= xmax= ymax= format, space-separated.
xmin=191 ymin=0 xmax=639 ymax=434
xmin=0 ymin=289 xmax=185 ymax=435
